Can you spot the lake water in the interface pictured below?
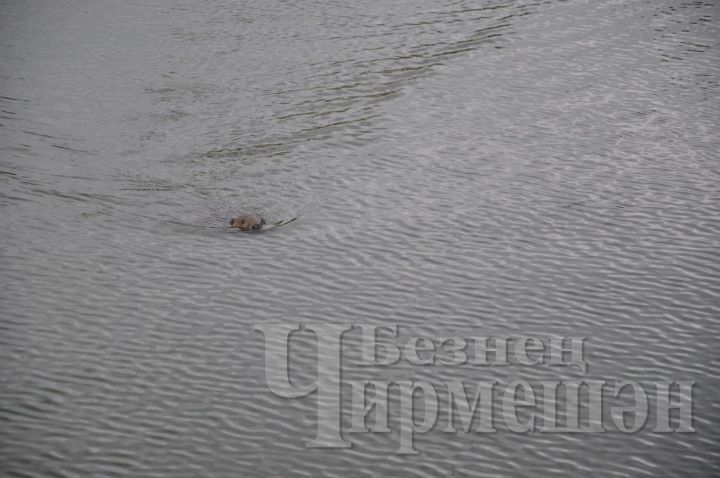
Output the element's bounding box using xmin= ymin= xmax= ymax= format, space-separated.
xmin=1 ymin=0 xmax=718 ymax=476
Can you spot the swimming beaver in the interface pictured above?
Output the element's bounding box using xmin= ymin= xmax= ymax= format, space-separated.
xmin=229 ymin=213 xmax=265 ymax=231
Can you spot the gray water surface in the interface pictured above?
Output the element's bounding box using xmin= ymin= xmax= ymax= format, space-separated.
xmin=1 ymin=0 xmax=719 ymax=476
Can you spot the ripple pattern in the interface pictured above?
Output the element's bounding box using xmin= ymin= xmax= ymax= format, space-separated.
xmin=1 ymin=0 xmax=719 ymax=477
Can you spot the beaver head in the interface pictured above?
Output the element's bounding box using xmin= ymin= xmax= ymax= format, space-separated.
xmin=229 ymin=213 xmax=265 ymax=231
